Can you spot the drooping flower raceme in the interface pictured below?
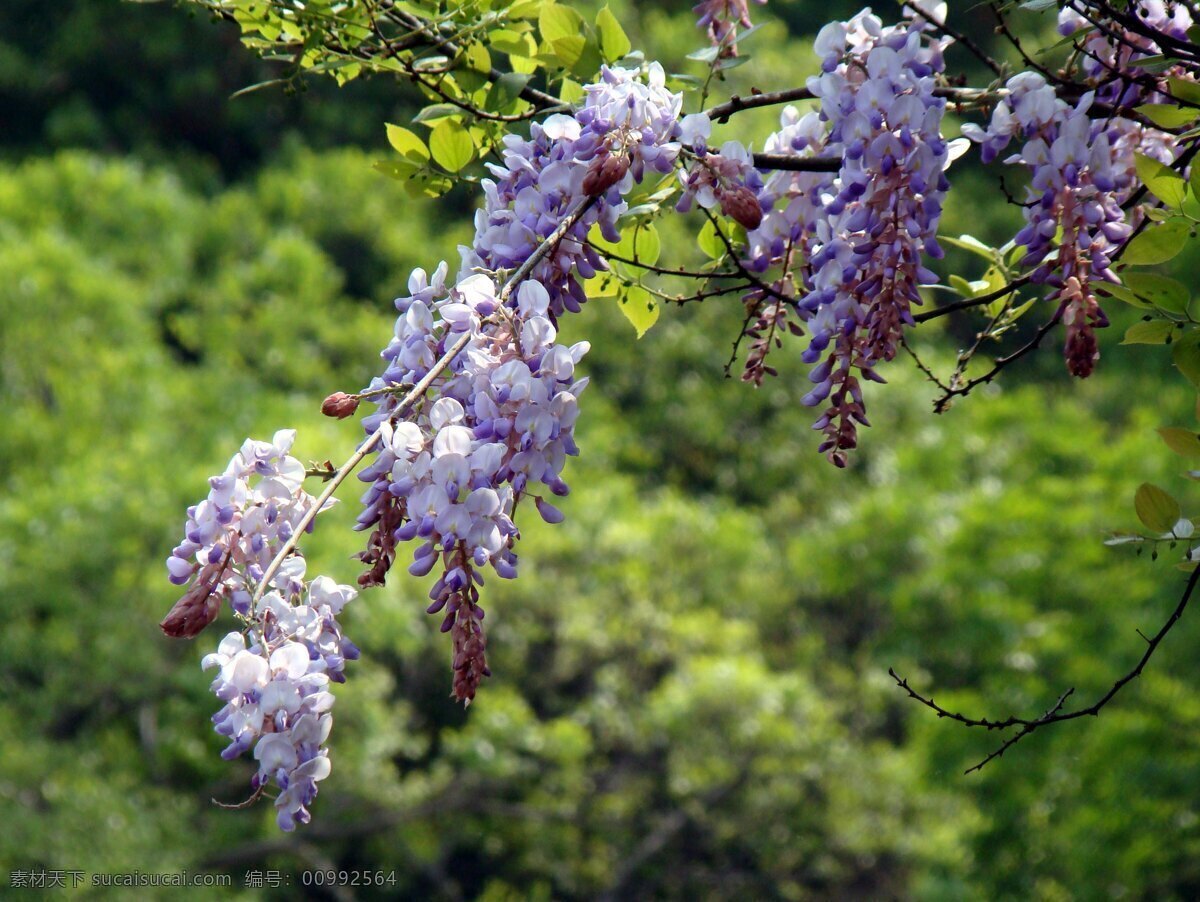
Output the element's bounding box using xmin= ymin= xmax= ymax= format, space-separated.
xmin=960 ymin=69 xmax=1177 ymax=376
xmin=164 ymin=430 xmax=358 ymax=831
xmin=356 ymin=64 xmax=685 ymax=701
xmin=355 ymin=270 xmax=589 ymax=702
xmin=736 ymin=7 xmax=953 ymax=465
xmin=203 ymin=572 xmax=358 ymax=831
xmin=163 ymin=430 xmax=333 ymax=636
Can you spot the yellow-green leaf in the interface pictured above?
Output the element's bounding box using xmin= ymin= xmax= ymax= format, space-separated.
xmin=1173 ymin=330 xmax=1200 ymax=387
xmin=1122 ymin=220 xmax=1190 ymax=265
xmin=619 ymin=285 xmax=659 ymax=338
xmin=1135 ymin=103 xmax=1199 ymax=129
xmin=386 ymin=123 xmax=429 ymax=162
xmin=1123 ymin=272 xmax=1190 ymax=313
xmin=429 ymin=120 xmax=474 ymax=173
xmin=698 ymin=219 xmax=728 ymax=259
xmin=1158 ymin=426 xmax=1200 ymax=457
xmin=1135 ymin=153 xmax=1187 ymax=209
xmin=540 ymin=3 xmax=583 ymax=44
xmin=1123 ymin=320 xmax=1177 ymax=345
xmin=596 ymin=6 xmax=631 ymax=62
xmin=1135 ymin=482 xmax=1181 ymax=533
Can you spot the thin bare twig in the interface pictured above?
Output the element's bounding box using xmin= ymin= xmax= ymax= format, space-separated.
xmin=892 ymin=564 xmax=1200 ymax=773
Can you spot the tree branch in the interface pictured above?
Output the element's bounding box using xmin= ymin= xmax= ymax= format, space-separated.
xmin=891 ymin=564 xmax=1200 ymax=773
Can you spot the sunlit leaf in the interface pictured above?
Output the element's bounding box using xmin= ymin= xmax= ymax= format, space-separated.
xmin=1135 ymin=483 xmax=1181 ymax=533
xmin=618 ymin=285 xmax=659 ymax=337
xmin=1122 ymin=220 xmax=1190 ymax=265
xmin=429 ymin=120 xmax=474 ymax=172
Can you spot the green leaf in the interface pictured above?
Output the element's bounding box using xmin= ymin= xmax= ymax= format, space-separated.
xmin=488 ymin=28 xmax=534 ymax=57
xmin=559 ymin=77 xmax=585 ymax=104
xmin=588 ymin=222 xmax=661 ymax=266
xmin=385 ymin=124 xmax=429 ymax=163
xmin=539 ymin=3 xmax=583 ymax=44
xmin=488 ymin=71 xmax=532 ymax=109
xmin=940 ymin=234 xmax=997 ymax=261
xmin=429 ymin=120 xmax=474 ymax=172
xmin=413 ymin=104 xmax=463 ymax=124
xmin=1122 ymin=272 xmax=1190 ymax=313
xmin=1134 ymin=103 xmax=1199 ymax=129
xmin=635 ymin=223 xmax=661 ymax=265
xmin=1135 ymin=153 xmax=1188 ymax=209
xmin=596 ymin=6 xmax=631 ymax=63
xmin=1172 ymin=330 xmax=1200 ymax=386
xmin=618 ymin=285 xmax=659 ymax=338
xmin=372 ymin=159 xmax=423 ymax=180
xmin=1122 ymin=220 xmax=1190 ymax=265
xmin=948 ymin=274 xmax=976 ymax=298
xmin=698 ymin=220 xmax=728 ymax=259
xmin=464 ymin=42 xmax=491 ymax=73
xmin=1135 ymin=482 xmax=1181 ymax=533
xmin=402 ymin=173 xmax=453 ymax=198
xmin=1168 ymin=75 xmax=1200 ymax=106
xmin=549 ymin=35 xmax=586 ymax=68
xmin=1158 ymin=426 xmax=1200 ymax=457
xmin=1097 ymin=283 xmax=1154 ymax=309
xmin=1123 ymin=320 xmax=1177 ymax=344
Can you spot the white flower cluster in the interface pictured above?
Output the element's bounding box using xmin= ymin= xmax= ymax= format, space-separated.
xmin=165 ymin=430 xmax=332 ymax=625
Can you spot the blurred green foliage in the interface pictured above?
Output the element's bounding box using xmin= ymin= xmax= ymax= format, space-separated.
xmin=3 ymin=1 xmax=1200 ymax=899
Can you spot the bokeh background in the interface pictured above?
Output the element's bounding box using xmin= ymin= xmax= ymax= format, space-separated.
xmin=3 ymin=0 xmax=1200 ymax=897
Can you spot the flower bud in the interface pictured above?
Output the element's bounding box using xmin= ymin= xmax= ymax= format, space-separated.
xmin=582 ymin=152 xmax=630 ymax=196
xmin=160 ymin=563 xmax=224 ymax=638
xmin=321 ymin=392 xmax=359 ymax=419
xmin=719 ymin=186 xmax=763 ymax=230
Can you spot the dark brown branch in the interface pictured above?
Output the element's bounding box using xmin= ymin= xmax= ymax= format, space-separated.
xmin=931 ymin=307 xmax=1062 ymax=412
xmin=891 ymin=564 xmax=1200 ymax=773
xmin=751 ymin=152 xmax=841 ymax=172
xmin=900 ymin=0 xmax=1004 ymax=77
xmin=913 ymin=275 xmax=1033 ymax=324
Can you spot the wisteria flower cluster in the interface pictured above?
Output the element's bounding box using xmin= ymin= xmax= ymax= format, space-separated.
xmin=203 ymin=573 xmax=358 ymax=831
xmin=461 ymin=62 xmax=684 ymax=317
xmin=162 ymin=430 xmax=331 ymax=636
xmin=961 ymin=65 xmax=1175 ymax=376
xmin=355 ymin=268 xmax=589 ymax=701
xmin=163 ymin=431 xmax=356 ymax=830
xmin=738 ymin=5 xmax=953 ymax=465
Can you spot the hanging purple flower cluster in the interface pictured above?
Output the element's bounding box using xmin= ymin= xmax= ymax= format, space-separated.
xmin=354 ymin=269 xmax=589 ymax=702
xmin=739 ymin=6 xmax=953 ymax=465
xmin=1057 ymin=3 xmax=1192 ymax=109
xmin=162 ymin=430 xmax=333 ymax=635
xmin=960 ymin=59 xmax=1176 ymax=376
xmin=164 ymin=431 xmax=358 ymax=831
xmin=461 ymin=63 xmax=683 ymax=317
xmin=353 ymin=63 xmax=687 ymax=701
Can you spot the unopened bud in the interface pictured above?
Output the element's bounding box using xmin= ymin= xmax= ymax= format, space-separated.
xmin=582 ymin=153 xmax=630 ymax=196
xmin=321 ymin=391 xmax=359 ymax=419
xmin=719 ymin=186 xmax=764 ymax=230
xmin=160 ymin=563 xmax=223 ymax=638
